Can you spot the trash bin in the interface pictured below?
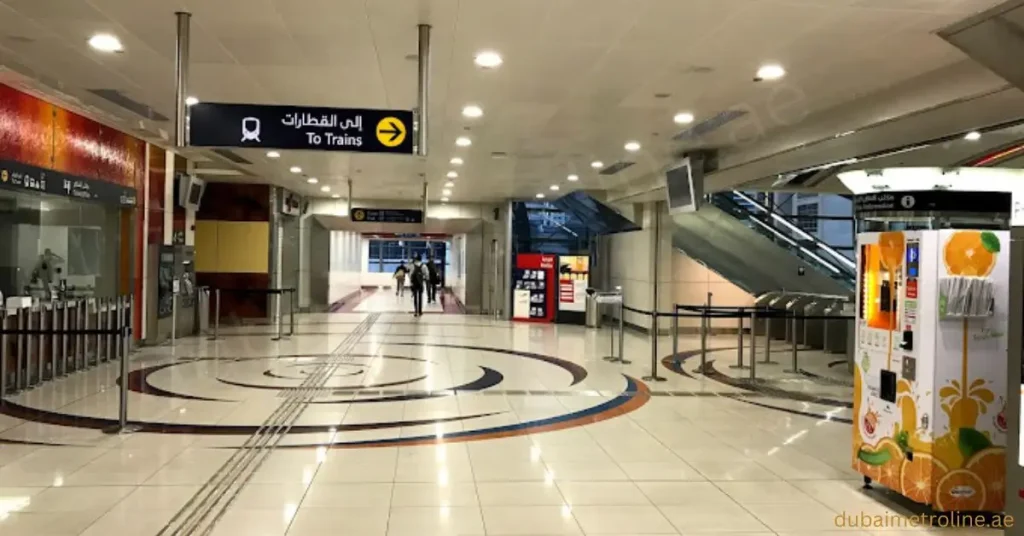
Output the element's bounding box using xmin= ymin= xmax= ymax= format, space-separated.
xmin=585 ymin=293 xmax=599 ymax=328
xmin=197 ymin=287 xmax=210 ymax=335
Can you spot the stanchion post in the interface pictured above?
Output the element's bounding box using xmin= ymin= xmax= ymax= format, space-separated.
xmin=170 ymin=288 xmax=178 ymax=347
xmin=272 ymin=291 xmax=283 ymax=341
xmin=1 ymin=310 xmax=7 ymax=397
xmin=104 ymin=296 xmax=139 ymax=435
xmin=209 ymin=289 xmax=220 ymax=341
xmin=699 ymin=304 xmax=708 ymax=374
xmin=749 ymin=309 xmax=757 ymax=381
xmin=288 ymin=289 xmax=295 ymax=337
xmin=786 ymin=312 xmax=800 ymax=374
xmin=643 ymin=311 xmax=667 ymax=382
xmin=617 ymin=299 xmax=625 ymax=363
xmin=60 ymin=302 xmax=68 ymax=376
xmin=49 ymin=303 xmax=57 ymax=380
xmin=671 ymin=308 xmax=679 ymax=359
xmin=35 ymin=306 xmax=44 ymax=384
xmin=731 ymin=308 xmax=746 ymax=369
xmin=763 ymin=312 xmax=778 ymax=365
xmin=16 ymin=308 xmax=25 ymax=390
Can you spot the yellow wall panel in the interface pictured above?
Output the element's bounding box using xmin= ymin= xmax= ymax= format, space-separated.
xmin=193 ymin=220 xmax=220 ymax=273
xmin=216 ymin=221 xmax=269 ymax=274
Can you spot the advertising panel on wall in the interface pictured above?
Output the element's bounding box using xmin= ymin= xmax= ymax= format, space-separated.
xmin=556 ymin=255 xmax=590 ymax=324
xmin=512 ymin=253 xmax=555 ymax=323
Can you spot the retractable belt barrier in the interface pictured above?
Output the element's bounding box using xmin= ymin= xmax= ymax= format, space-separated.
xmin=616 ymin=303 xmax=854 ymax=383
xmin=0 ymin=296 xmax=136 ymax=434
xmin=205 ymin=288 xmax=297 ymax=342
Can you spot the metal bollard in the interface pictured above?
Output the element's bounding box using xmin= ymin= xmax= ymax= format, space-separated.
xmin=16 ymin=309 xmax=25 ymax=390
xmin=115 ymin=297 xmax=124 ymax=363
xmin=731 ymin=309 xmax=746 ymax=369
xmin=786 ymin=313 xmax=800 ymax=374
xmin=643 ymin=312 xmax=667 ymax=382
xmin=104 ymin=296 xmax=138 ymax=435
xmin=1 ymin=310 xmax=7 ymax=397
xmin=749 ymin=310 xmax=757 ymax=381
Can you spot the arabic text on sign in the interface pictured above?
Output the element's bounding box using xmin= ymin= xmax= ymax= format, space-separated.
xmin=281 ymin=113 xmax=363 ymax=132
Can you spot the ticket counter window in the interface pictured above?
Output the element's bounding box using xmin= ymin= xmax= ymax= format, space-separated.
xmin=0 ymin=189 xmax=122 ymax=301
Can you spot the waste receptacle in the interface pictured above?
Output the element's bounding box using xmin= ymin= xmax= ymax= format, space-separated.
xmin=585 ymin=293 xmax=599 ymax=328
xmin=197 ymin=287 xmax=210 ymax=335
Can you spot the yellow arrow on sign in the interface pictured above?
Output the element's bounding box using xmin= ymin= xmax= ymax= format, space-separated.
xmin=376 ymin=118 xmax=406 ymax=147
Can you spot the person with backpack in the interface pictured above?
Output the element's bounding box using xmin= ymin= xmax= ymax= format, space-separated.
xmin=409 ymin=255 xmax=429 ymax=316
xmin=426 ymin=258 xmax=440 ymax=303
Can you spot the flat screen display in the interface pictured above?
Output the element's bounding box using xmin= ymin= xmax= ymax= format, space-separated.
xmin=666 ymin=158 xmax=703 ymax=214
xmin=188 ymin=183 xmax=203 ymax=205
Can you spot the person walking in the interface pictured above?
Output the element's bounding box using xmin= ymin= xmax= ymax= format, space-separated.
xmin=409 ymin=255 xmax=428 ymax=317
xmin=393 ymin=263 xmax=407 ymax=297
xmin=426 ymin=258 xmax=440 ymax=304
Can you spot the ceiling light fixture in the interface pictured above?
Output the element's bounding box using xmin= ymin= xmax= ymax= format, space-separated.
xmin=185 ymin=96 xmax=199 ymax=106
xmin=441 ymin=197 xmax=450 ymax=203
xmin=590 ymin=161 xmax=603 ymax=169
xmin=673 ymin=112 xmax=695 ymax=124
xmin=474 ymin=51 xmax=502 ymax=69
xmin=550 ymin=185 xmax=560 ymax=191
xmin=462 ymin=105 xmax=483 ymax=118
xmin=267 ymin=151 xmax=281 ymax=159
xmin=455 ymin=136 xmax=472 ymax=147
xmin=536 ymin=193 xmax=545 ymax=199
xmin=290 ymin=166 xmax=302 ymax=173
xmin=965 ymin=131 xmax=982 ymax=141
xmin=88 ymin=33 xmax=123 ymax=53
xmin=450 ymin=157 xmax=463 ymax=166
xmin=306 ymin=177 xmax=318 ymax=184
xmin=447 ymin=171 xmax=458 ymax=179
xmin=624 ymin=141 xmax=641 ymax=152
xmin=755 ymin=64 xmax=786 ymax=81
xmin=320 ymin=185 xmax=330 ymax=192
xmin=331 ymin=194 xmax=340 ymax=199
xmin=567 ymin=174 xmax=579 ymax=182
xmin=444 ymin=181 xmax=455 ymax=188
xmin=442 ymin=189 xmax=452 ymax=197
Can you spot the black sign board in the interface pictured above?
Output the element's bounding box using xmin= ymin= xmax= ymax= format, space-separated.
xmin=351 ymin=208 xmax=423 ymax=224
xmin=854 ymin=191 xmax=1011 ymax=215
xmin=188 ymin=103 xmax=414 ymax=155
xmin=0 ymin=160 xmax=137 ymax=207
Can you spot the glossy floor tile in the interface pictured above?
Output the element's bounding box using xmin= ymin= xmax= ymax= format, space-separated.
xmin=0 ymin=312 xmax=1002 ymax=535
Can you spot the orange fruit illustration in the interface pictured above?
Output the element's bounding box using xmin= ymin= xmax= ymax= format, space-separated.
xmin=965 ymin=448 xmax=1006 ymax=511
xmin=855 ymin=438 xmax=902 ymax=486
xmin=878 ymin=231 xmax=905 ymax=271
xmin=935 ymin=469 xmax=986 ymax=511
xmin=943 ymin=231 xmax=996 ymax=276
xmin=900 ymin=452 xmax=947 ymax=505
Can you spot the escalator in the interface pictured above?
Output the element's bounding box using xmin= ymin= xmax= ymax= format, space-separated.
xmin=668 ymin=191 xmax=855 ymax=295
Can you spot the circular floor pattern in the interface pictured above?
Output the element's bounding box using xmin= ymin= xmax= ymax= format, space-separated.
xmin=0 ymin=343 xmax=650 ymax=448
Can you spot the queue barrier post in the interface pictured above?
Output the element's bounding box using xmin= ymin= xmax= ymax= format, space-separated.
xmin=762 ymin=312 xmax=779 ymax=366
xmin=731 ymin=308 xmax=747 ymax=370
xmin=786 ymin=312 xmax=800 ymax=374
xmin=749 ymin=309 xmax=758 ymax=380
xmin=0 ymin=310 xmax=7 ymax=398
xmin=671 ymin=310 xmax=679 ymax=360
xmin=642 ymin=310 xmax=666 ymax=382
xmin=209 ymin=289 xmax=221 ymax=341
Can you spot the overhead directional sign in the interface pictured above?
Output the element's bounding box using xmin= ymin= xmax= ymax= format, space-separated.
xmin=351 ymin=208 xmax=423 ymax=224
xmin=189 ymin=103 xmax=414 ymax=154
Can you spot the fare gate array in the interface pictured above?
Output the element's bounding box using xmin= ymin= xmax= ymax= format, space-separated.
xmin=1 ymin=296 xmax=133 ymax=398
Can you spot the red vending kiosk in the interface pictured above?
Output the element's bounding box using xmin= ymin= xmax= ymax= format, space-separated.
xmin=512 ymin=254 xmax=555 ymax=323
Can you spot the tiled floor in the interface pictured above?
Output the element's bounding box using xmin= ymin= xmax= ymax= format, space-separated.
xmin=0 ymin=312 xmax=1003 ymax=535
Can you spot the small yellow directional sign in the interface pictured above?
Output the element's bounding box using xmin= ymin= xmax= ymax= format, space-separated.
xmin=376 ymin=117 xmax=406 ymax=147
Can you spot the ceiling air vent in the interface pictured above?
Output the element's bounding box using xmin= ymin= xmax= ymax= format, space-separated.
xmin=673 ymin=109 xmax=747 ymax=141
xmin=490 ymin=151 xmax=508 ymax=159
xmin=87 ymin=89 xmax=169 ymax=121
xmin=212 ymin=149 xmax=252 ymax=165
xmin=599 ymin=161 xmax=634 ymax=175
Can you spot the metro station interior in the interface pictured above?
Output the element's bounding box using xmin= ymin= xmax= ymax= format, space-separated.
xmin=4 ymin=1 xmax=1024 ymax=535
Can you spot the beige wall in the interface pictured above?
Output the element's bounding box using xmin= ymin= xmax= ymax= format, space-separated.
xmin=671 ymin=250 xmax=754 ymax=330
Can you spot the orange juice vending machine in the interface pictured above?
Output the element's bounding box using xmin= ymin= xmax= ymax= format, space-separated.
xmin=852 ymin=191 xmax=1010 ymax=513
xmin=1007 ymin=225 xmax=1024 ymax=520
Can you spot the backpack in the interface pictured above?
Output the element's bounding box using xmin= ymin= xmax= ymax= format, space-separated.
xmin=411 ymin=265 xmax=425 ymax=287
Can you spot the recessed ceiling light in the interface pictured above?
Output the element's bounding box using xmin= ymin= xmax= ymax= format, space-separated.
xmin=455 ymin=136 xmax=472 ymax=147
xmin=474 ymin=51 xmax=502 ymax=68
xmin=550 ymin=185 xmax=560 ymax=191
xmin=88 ymin=33 xmax=123 ymax=53
xmin=290 ymin=166 xmax=302 ymax=173
xmin=306 ymin=177 xmax=318 ymax=184
xmin=965 ymin=131 xmax=981 ymax=141
xmin=673 ymin=112 xmax=695 ymax=125
xmin=462 ymin=105 xmax=483 ymax=118
xmin=267 ymin=151 xmax=281 ymax=159
xmin=450 ymin=157 xmax=463 ymax=166
xmin=447 ymin=171 xmax=458 ymax=179
xmin=535 ymin=193 xmax=545 ymax=199
xmin=185 ymin=96 xmax=199 ymax=107
xmin=442 ymin=189 xmax=452 ymax=196
xmin=756 ymin=64 xmax=786 ymax=81
xmin=624 ymin=141 xmax=641 ymax=152
xmin=320 ymin=185 xmax=330 ymax=192
xmin=331 ymin=194 xmax=341 ymax=199
xmin=444 ymin=181 xmax=455 ymax=188
xmin=441 ymin=197 xmax=450 ymax=203
xmin=590 ymin=161 xmax=603 ymax=169
xmin=567 ymin=174 xmax=579 ymax=182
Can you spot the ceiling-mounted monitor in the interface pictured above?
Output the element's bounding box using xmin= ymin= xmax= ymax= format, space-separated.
xmin=177 ymin=174 xmax=206 ymax=211
xmin=666 ymin=155 xmax=704 ymax=214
